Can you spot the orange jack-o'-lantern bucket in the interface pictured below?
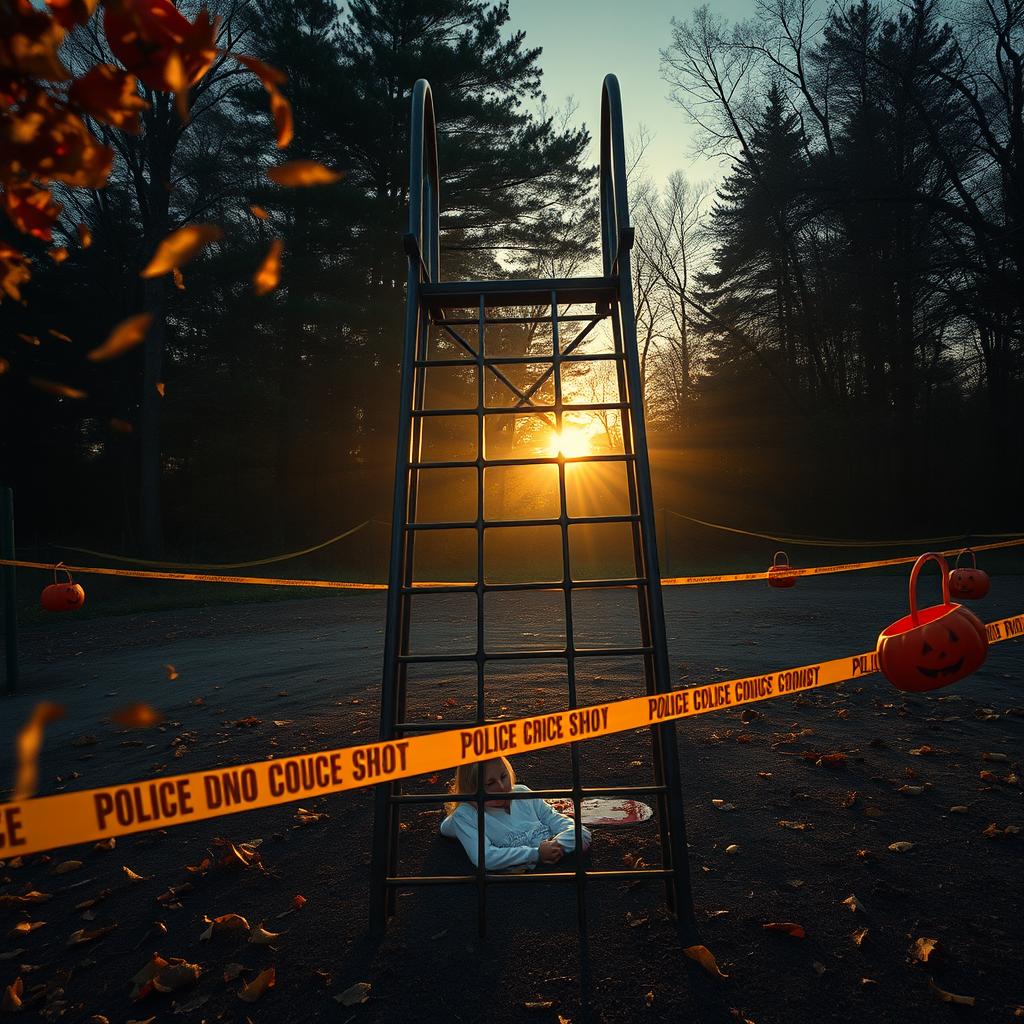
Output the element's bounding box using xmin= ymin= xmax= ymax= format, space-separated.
xmin=877 ymin=552 xmax=987 ymax=692
xmin=768 ymin=550 xmax=796 ymax=589
xmin=40 ymin=564 xmax=86 ymax=612
xmin=948 ymin=548 xmax=990 ymax=600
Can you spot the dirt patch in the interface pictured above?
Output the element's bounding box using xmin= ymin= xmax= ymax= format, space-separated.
xmin=2 ymin=576 xmax=1023 ymax=1023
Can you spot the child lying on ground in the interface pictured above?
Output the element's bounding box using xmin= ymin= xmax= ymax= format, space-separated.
xmin=440 ymin=755 xmax=592 ymax=871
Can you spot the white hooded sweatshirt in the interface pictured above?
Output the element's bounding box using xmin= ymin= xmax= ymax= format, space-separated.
xmin=440 ymin=784 xmax=592 ymax=871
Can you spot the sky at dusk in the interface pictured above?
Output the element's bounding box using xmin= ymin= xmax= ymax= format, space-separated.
xmin=509 ymin=0 xmax=754 ymax=190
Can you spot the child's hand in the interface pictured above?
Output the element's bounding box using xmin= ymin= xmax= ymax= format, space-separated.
xmin=539 ymin=839 xmax=564 ymax=864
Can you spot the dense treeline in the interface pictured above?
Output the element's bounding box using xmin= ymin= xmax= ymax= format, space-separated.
xmin=1 ymin=0 xmax=1020 ymax=568
xmin=647 ymin=0 xmax=1023 ymax=534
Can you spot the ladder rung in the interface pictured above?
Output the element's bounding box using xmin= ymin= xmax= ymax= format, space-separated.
xmin=434 ymin=313 xmax=606 ymax=326
xmin=410 ymin=454 xmax=635 ymax=470
xmin=392 ymin=785 xmax=669 ymax=801
xmin=420 ymin=276 xmax=617 ymax=309
xmin=403 ymin=578 xmax=647 ymax=595
xmin=397 ymin=646 xmax=652 ymax=664
xmin=415 ymin=352 xmax=620 ymax=368
xmin=412 ymin=401 xmax=629 ymax=417
xmin=385 ymin=868 xmax=673 ymax=885
xmin=406 ymin=514 xmax=640 ymax=531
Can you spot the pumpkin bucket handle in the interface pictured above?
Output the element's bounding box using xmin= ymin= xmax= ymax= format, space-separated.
xmin=53 ymin=562 xmax=73 ymax=586
xmin=954 ymin=547 xmax=977 ymax=571
xmin=908 ymin=552 xmax=951 ymax=625
xmin=772 ymin=550 xmax=790 ymax=569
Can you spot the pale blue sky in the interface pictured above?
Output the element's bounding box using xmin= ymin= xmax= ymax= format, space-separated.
xmin=509 ymin=0 xmax=753 ymax=189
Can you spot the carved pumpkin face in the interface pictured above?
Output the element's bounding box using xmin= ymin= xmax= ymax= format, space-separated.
xmin=41 ymin=582 xmax=86 ymax=612
xmin=878 ymin=604 xmax=987 ymax=692
xmin=949 ymin=568 xmax=990 ymax=600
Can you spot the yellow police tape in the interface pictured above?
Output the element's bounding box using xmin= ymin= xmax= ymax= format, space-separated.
xmin=1 ymin=611 xmax=1021 ymax=858
xmin=4 ymin=536 xmax=1024 ymax=591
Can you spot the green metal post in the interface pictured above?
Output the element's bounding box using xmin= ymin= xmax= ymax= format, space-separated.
xmin=1 ymin=485 xmax=17 ymax=694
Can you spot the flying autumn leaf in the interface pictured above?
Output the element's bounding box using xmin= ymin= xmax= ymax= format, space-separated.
xmin=48 ymin=328 xmax=72 ymax=342
xmin=87 ymin=313 xmax=152 ymax=362
xmin=253 ymin=238 xmax=282 ymax=295
xmin=249 ymin=204 xmax=269 ymax=220
xmin=155 ymin=381 xmax=165 ymax=397
xmin=14 ymin=701 xmax=66 ymax=800
xmin=0 ymin=358 xmax=9 ymax=375
xmin=0 ymin=243 xmax=31 ymax=303
xmin=267 ymin=83 xmax=293 ymax=148
xmin=238 ymin=966 xmax=275 ymax=1002
xmin=682 ymin=945 xmax=728 ymax=979
xmin=103 ymin=0 xmax=218 ymax=93
xmin=111 ymin=703 xmax=164 ymax=728
xmin=267 ymin=160 xmax=344 ymax=186
xmin=31 ymin=377 xmax=87 ymax=399
xmin=69 ymin=64 xmax=149 ymax=133
xmin=46 ymin=0 xmax=100 ymax=30
xmin=172 ymin=266 xmax=185 ymax=290
xmin=48 ymin=246 xmax=68 ymax=262
xmin=140 ymin=224 xmax=222 ymax=278
xmin=4 ymin=181 xmax=62 ymax=241
xmin=77 ymin=223 xmax=92 ymax=247
xmin=109 ymin=418 xmax=134 ymax=433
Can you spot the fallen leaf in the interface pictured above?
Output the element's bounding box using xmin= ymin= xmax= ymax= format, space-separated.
xmin=0 ymin=950 xmax=26 ymax=962
xmin=724 ymin=844 xmax=740 ymax=855
xmin=238 ymin=966 xmax=276 ymax=1002
xmin=887 ymin=841 xmax=914 ymax=853
xmin=644 ymin=991 xmax=654 ymax=1007
xmin=267 ymin=160 xmax=345 ymax=186
xmin=683 ymin=945 xmax=728 ymax=979
xmin=980 ymin=770 xmax=999 ymax=783
xmin=52 ymin=859 xmax=83 ymax=874
xmin=949 ymin=805 xmax=968 ymax=814
xmin=336 ymin=982 xmax=372 ymax=1006
xmin=851 ymin=927 xmax=869 ymax=947
xmin=68 ymin=923 xmax=117 ymax=945
xmin=928 ymin=977 xmax=974 ymax=1006
xmin=248 ymin=922 xmax=284 ymax=944
xmin=13 ymin=702 xmax=66 ymax=801
xmin=711 ymin=799 xmax=736 ymax=811
xmin=164 ymin=664 xmax=178 ymax=681
xmin=184 ymin=857 xmax=211 ymax=875
xmin=199 ymin=913 xmax=250 ymax=941
xmin=112 ymin=703 xmax=164 ymax=728
xmin=87 ymin=313 xmax=152 ymax=361
xmin=898 ymin=785 xmax=925 ymax=795
xmin=151 ymin=959 xmax=200 ymax=993
xmin=982 ymin=752 xmax=1008 ymax=762
xmin=841 ymin=895 xmax=866 ymax=914
xmin=762 ymin=921 xmax=805 ymax=938
xmin=908 ymin=937 xmax=940 ymax=964
xmin=817 ymin=752 xmax=847 ymax=768
xmin=157 ymin=882 xmax=193 ymax=903
xmin=524 ymin=1000 xmax=556 ymax=1011
xmin=777 ymin=820 xmax=810 ymax=830
xmin=1 ymin=978 xmax=23 ymax=1012
xmin=9 ymin=921 xmax=45 ymax=937
xmin=75 ymin=888 xmax=112 ymax=910
xmin=140 ymin=225 xmax=223 ymax=278
xmin=122 ymin=866 xmax=153 ymax=882
xmin=863 ymin=806 xmax=884 ymax=819
xmin=223 ymin=963 xmax=244 ymax=982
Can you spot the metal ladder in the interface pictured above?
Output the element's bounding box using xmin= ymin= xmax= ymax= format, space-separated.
xmin=369 ymin=75 xmax=699 ymax=949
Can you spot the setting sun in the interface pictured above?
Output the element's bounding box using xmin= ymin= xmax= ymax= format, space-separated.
xmin=547 ymin=425 xmax=593 ymax=459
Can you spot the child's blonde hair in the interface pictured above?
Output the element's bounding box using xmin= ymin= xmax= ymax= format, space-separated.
xmin=444 ymin=756 xmax=515 ymax=815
